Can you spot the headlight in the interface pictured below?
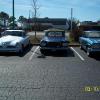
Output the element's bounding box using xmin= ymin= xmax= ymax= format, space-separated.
xmin=62 ymin=42 xmax=68 ymax=46
xmin=40 ymin=41 xmax=47 ymax=46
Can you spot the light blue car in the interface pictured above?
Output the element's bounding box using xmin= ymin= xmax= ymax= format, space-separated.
xmin=79 ymin=31 xmax=100 ymax=56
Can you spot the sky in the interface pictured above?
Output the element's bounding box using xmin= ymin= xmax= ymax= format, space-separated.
xmin=0 ymin=0 xmax=100 ymax=21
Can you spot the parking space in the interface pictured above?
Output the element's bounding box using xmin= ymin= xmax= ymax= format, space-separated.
xmin=0 ymin=46 xmax=100 ymax=100
xmin=73 ymin=47 xmax=100 ymax=62
xmin=29 ymin=46 xmax=80 ymax=60
xmin=28 ymin=46 xmax=100 ymax=67
xmin=0 ymin=44 xmax=34 ymax=62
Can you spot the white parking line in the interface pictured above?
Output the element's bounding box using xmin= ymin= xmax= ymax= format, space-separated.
xmin=29 ymin=46 xmax=39 ymax=61
xmin=70 ymin=47 xmax=85 ymax=61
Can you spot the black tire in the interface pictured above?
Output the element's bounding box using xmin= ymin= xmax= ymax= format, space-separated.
xmin=86 ymin=47 xmax=92 ymax=57
xmin=87 ymin=51 xmax=92 ymax=57
xmin=40 ymin=49 xmax=45 ymax=54
xmin=28 ymin=41 xmax=31 ymax=47
xmin=17 ymin=45 xmax=24 ymax=56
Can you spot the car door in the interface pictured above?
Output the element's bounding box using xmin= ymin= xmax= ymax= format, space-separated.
xmin=80 ymin=33 xmax=88 ymax=50
xmin=21 ymin=32 xmax=30 ymax=47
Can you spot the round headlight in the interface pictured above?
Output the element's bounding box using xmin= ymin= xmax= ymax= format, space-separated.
xmin=40 ymin=41 xmax=47 ymax=46
xmin=62 ymin=42 xmax=68 ymax=46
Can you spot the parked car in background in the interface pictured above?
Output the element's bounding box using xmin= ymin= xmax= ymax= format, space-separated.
xmin=0 ymin=30 xmax=30 ymax=55
xmin=40 ymin=29 xmax=69 ymax=53
xmin=79 ymin=31 xmax=100 ymax=56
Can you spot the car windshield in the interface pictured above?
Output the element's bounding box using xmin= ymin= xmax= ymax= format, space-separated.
xmin=2 ymin=31 xmax=25 ymax=37
xmin=84 ymin=31 xmax=100 ymax=38
xmin=46 ymin=31 xmax=65 ymax=37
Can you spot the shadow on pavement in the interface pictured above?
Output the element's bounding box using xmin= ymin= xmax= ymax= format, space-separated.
xmin=0 ymin=44 xmax=33 ymax=57
xmin=90 ymin=53 xmax=100 ymax=61
xmin=38 ymin=48 xmax=75 ymax=58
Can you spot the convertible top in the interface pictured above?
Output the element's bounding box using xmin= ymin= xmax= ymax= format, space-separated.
xmin=44 ymin=28 xmax=65 ymax=32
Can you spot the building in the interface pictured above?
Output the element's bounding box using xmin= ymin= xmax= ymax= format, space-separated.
xmin=18 ymin=18 xmax=69 ymax=31
xmin=78 ymin=21 xmax=100 ymax=31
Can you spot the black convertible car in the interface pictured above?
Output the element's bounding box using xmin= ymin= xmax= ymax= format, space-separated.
xmin=40 ymin=29 xmax=69 ymax=53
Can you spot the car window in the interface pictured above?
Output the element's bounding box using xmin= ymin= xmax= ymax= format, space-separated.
xmin=2 ymin=31 xmax=25 ymax=37
xmin=46 ymin=31 xmax=65 ymax=37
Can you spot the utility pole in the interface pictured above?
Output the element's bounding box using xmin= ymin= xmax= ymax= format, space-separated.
xmin=71 ymin=8 xmax=73 ymax=32
xmin=12 ymin=0 xmax=15 ymax=29
xmin=29 ymin=10 xmax=32 ymax=31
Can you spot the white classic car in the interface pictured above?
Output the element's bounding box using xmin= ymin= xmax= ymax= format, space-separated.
xmin=0 ymin=30 xmax=30 ymax=54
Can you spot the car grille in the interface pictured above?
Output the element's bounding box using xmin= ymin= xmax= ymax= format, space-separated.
xmin=47 ymin=42 xmax=62 ymax=47
xmin=7 ymin=46 xmax=15 ymax=48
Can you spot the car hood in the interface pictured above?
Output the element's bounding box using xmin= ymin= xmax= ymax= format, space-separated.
xmin=42 ymin=36 xmax=67 ymax=42
xmin=0 ymin=35 xmax=23 ymax=46
xmin=87 ymin=38 xmax=100 ymax=44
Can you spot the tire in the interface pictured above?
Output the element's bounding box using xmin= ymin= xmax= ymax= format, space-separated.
xmin=86 ymin=47 xmax=92 ymax=57
xmin=40 ymin=49 xmax=45 ymax=54
xmin=28 ymin=41 xmax=31 ymax=47
xmin=17 ymin=45 xmax=24 ymax=56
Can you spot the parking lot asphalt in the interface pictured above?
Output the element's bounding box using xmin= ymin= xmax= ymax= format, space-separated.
xmin=0 ymin=46 xmax=100 ymax=100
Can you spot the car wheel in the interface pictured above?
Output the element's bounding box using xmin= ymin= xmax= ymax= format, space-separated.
xmin=40 ymin=49 xmax=45 ymax=54
xmin=21 ymin=45 xmax=24 ymax=52
xmin=86 ymin=47 xmax=92 ymax=57
xmin=28 ymin=40 xmax=31 ymax=47
xmin=18 ymin=45 xmax=24 ymax=56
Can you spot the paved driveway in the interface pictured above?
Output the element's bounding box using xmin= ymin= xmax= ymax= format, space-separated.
xmin=0 ymin=46 xmax=100 ymax=100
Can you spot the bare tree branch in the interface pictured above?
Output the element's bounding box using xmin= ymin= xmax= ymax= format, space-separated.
xmin=31 ymin=0 xmax=40 ymax=37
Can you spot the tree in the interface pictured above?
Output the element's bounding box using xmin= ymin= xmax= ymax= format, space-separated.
xmin=8 ymin=16 xmax=16 ymax=29
xmin=18 ymin=16 xmax=27 ymax=22
xmin=68 ymin=18 xmax=79 ymax=30
xmin=0 ymin=12 xmax=9 ymax=28
xmin=8 ymin=16 xmax=16 ymax=23
xmin=68 ymin=18 xmax=80 ymax=42
xmin=18 ymin=16 xmax=27 ymax=28
xmin=31 ymin=0 xmax=40 ymax=37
